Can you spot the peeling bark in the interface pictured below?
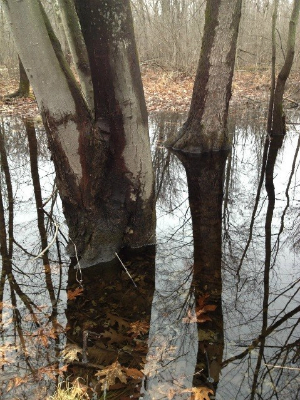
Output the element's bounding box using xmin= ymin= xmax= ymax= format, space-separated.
xmin=167 ymin=0 xmax=242 ymax=153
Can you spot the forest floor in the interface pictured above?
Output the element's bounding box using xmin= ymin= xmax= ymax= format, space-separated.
xmin=0 ymin=67 xmax=300 ymax=118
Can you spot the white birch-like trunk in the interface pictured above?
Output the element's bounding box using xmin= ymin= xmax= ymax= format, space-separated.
xmin=3 ymin=0 xmax=88 ymax=183
xmin=56 ymin=0 xmax=94 ymax=114
xmin=3 ymin=0 xmax=155 ymax=267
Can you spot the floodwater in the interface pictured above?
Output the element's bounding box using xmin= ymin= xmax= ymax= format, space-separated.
xmin=0 ymin=109 xmax=299 ymax=399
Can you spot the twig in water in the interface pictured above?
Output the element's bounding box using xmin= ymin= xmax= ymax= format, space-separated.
xmin=115 ymin=252 xmax=137 ymax=288
xmin=32 ymin=221 xmax=59 ymax=260
xmin=69 ymin=237 xmax=83 ymax=288
xmin=264 ymin=364 xmax=300 ymax=371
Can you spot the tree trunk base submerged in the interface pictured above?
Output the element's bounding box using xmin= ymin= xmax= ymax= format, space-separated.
xmin=66 ymin=196 xmax=156 ymax=268
xmin=165 ymin=123 xmax=231 ymax=154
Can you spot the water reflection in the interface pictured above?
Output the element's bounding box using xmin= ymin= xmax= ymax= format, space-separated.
xmin=0 ymin=111 xmax=299 ymax=399
xmin=0 ymin=118 xmax=68 ymax=399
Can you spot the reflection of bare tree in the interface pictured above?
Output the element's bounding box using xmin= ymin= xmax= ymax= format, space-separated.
xmin=149 ymin=111 xmax=300 ymax=399
xmin=150 ymin=113 xmax=187 ymax=208
xmin=0 ymin=118 xmax=66 ymax=399
xmin=222 ymin=113 xmax=300 ymax=399
xmin=144 ymin=111 xmax=228 ymax=399
xmin=179 ymin=151 xmax=228 ymax=393
xmin=65 ymin=247 xmax=155 ymax=399
xmin=0 ymin=124 xmax=39 ymax=323
xmin=249 ymin=131 xmax=298 ymax=400
xmin=26 ymin=119 xmax=57 ymax=309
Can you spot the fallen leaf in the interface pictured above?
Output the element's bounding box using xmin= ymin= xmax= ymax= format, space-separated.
xmin=107 ymin=313 xmax=130 ymax=330
xmin=61 ymin=344 xmax=83 ymax=362
xmin=183 ymin=295 xmax=217 ymax=324
xmin=95 ymin=361 xmax=127 ymax=390
xmin=182 ymin=387 xmax=214 ymax=400
xmin=67 ymin=286 xmax=84 ymax=300
xmin=192 ymin=386 xmax=214 ymax=400
xmin=102 ymin=328 xmax=128 ymax=344
xmin=125 ymin=368 xmax=144 ymax=379
xmin=6 ymin=376 xmax=28 ymax=392
xmin=129 ymin=320 xmax=149 ymax=337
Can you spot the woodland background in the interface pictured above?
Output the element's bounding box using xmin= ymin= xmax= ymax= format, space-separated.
xmin=1 ymin=0 xmax=300 ymax=114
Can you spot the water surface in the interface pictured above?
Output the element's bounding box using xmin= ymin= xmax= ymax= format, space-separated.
xmin=0 ymin=110 xmax=299 ymax=399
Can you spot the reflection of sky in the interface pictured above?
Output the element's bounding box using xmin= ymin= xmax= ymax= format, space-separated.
xmin=221 ymin=114 xmax=300 ymax=399
xmin=144 ymin=116 xmax=196 ymax=399
xmin=1 ymin=119 xmax=68 ymax=399
xmin=148 ymin=111 xmax=300 ymax=399
xmin=1 ymin=111 xmax=300 ymax=398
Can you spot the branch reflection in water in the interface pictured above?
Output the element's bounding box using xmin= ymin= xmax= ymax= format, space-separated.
xmin=0 ymin=117 xmax=68 ymax=399
xmin=0 ymin=110 xmax=299 ymax=399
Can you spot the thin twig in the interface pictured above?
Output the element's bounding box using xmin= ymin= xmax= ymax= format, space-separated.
xmin=283 ymin=96 xmax=298 ymax=106
xmin=69 ymin=237 xmax=83 ymax=287
xmin=32 ymin=221 xmax=59 ymax=260
xmin=264 ymin=364 xmax=300 ymax=371
xmin=115 ymin=252 xmax=137 ymax=288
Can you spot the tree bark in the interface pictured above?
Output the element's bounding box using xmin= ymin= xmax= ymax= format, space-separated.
xmin=269 ymin=0 xmax=300 ymax=136
xmin=167 ymin=0 xmax=242 ymax=153
xmin=3 ymin=0 xmax=155 ymax=267
xmin=56 ymin=0 xmax=94 ymax=113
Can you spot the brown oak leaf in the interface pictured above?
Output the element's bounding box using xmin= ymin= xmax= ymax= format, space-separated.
xmin=95 ymin=361 xmax=127 ymax=390
xmin=67 ymin=286 xmax=84 ymax=300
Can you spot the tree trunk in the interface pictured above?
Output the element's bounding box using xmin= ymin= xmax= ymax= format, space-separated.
xmin=178 ymin=151 xmax=227 ymax=391
xmin=3 ymin=0 xmax=155 ymax=267
xmin=5 ymin=56 xmax=30 ymax=98
xmin=18 ymin=56 xmax=30 ymax=97
xmin=56 ymin=0 xmax=94 ymax=113
xmin=167 ymin=0 xmax=242 ymax=153
xmin=269 ymin=0 xmax=300 ymax=136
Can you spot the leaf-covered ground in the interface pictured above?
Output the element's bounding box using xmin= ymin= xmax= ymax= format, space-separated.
xmin=1 ymin=67 xmax=300 ymax=118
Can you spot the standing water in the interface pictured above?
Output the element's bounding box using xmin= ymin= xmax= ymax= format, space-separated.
xmin=0 ymin=109 xmax=299 ymax=399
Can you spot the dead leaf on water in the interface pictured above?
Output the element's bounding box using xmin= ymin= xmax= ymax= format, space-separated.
xmin=95 ymin=361 xmax=127 ymax=390
xmin=6 ymin=376 xmax=29 ymax=392
xmin=182 ymin=387 xmax=214 ymax=400
xmin=182 ymin=295 xmax=217 ymax=324
xmin=61 ymin=343 xmax=83 ymax=362
xmin=67 ymin=286 xmax=84 ymax=300
xmin=125 ymin=367 xmax=144 ymax=379
xmin=128 ymin=320 xmax=149 ymax=337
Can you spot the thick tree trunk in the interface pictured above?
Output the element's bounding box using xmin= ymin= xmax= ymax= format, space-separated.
xmin=4 ymin=0 xmax=155 ymax=267
xmin=167 ymin=0 xmax=242 ymax=153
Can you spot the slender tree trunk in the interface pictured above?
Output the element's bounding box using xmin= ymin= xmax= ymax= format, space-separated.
xmin=5 ymin=56 xmax=30 ymax=98
xmin=267 ymin=0 xmax=279 ymax=134
xmin=18 ymin=57 xmax=30 ymax=96
xmin=167 ymin=0 xmax=242 ymax=153
xmin=26 ymin=120 xmax=57 ymax=307
xmin=269 ymin=0 xmax=300 ymax=135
